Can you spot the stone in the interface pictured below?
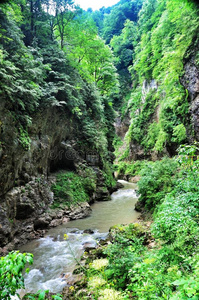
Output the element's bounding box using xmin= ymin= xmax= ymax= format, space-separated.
xmin=135 ymin=201 xmax=144 ymax=212
xmin=16 ymin=201 xmax=35 ymax=220
xmin=62 ymin=217 xmax=70 ymax=223
xmin=69 ymin=203 xmax=92 ymax=220
xmin=50 ymin=219 xmax=63 ymax=227
xmin=129 ymin=176 xmax=141 ymax=183
xmin=83 ymin=229 xmax=94 ymax=234
xmin=95 ymin=184 xmax=111 ymax=201
xmin=82 ymin=241 xmax=97 ymax=250
xmin=181 ymin=48 xmax=199 ymax=140
xmin=34 ymin=218 xmax=50 ymax=230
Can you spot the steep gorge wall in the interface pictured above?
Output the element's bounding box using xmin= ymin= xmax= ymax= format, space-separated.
xmin=0 ymin=103 xmax=73 ymax=196
xmin=123 ymin=39 xmax=199 ymax=161
xmin=0 ymin=102 xmax=112 ymax=253
xmin=113 ymin=0 xmax=199 ymax=162
xmin=181 ymin=39 xmax=199 ymax=140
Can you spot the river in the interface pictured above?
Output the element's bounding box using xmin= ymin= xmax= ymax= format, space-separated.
xmin=19 ymin=180 xmax=139 ymax=294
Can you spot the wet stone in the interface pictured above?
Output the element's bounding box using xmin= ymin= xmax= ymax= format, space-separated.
xmin=83 ymin=229 xmax=95 ymax=234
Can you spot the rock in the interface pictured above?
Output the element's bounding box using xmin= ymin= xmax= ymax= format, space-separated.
xmin=70 ymin=229 xmax=81 ymax=234
xmin=117 ymin=181 xmax=124 ymax=188
xmin=57 ymin=210 xmax=64 ymax=219
xmin=35 ymin=230 xmax=45 ymax=237
xmin=95 ymin=187 xmax=110 ymax=201
xmin=50 ymin=219 xmax=63 ymax=227
xmin=16 ymin=200 xmax=35 ymax=220
xmin=135 ymin=201 xmax=144 ymax=212
xmin=114 ymin=114 xmax=131 ymax=140
xmin=34 ymin=217 xmax=50 ymax=230
xmin=129 ymin=176 xmax=141 ymax=183
xmin=69 ymin=203 xmax=92 ymax=220
xmin=62 ymin=217 xmax=70 ymax=223
xmin=0 ymin=91 xmax=114 ymax=252
xmin=181 ymin=44 xmax=199 ymax=140
xmin=24 ymin=224 xmax=34 ymax=232
xmin=190 ymin=95 xmax=199 ymax=140
xmin=0 ymin=207 xmax=12 ymax=247
xmin=109 ymin=181 xmax=124 ymax=193
xmin=83 ymin=244 xmax=97 ymax=252
xmin=48 ymin=210 xmax=58 ymax=219
xmin=181 ymin=57 xmax=199 ymax=101
xmin=83 ymin=229 xmax=94 ymax=234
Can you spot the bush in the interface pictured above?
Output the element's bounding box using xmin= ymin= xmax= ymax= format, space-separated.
xmin=51 ymin=171 xmax=93 ymax=207
xmin=0 ymin=251 xmax=33 ymax=300
xmin=104 ymin=224 xmax=145 ymax=289
xmin=137 ymin=157 xmax=178 ymax=210
xmin=0 ymin=251 xmax=63 ymax=300
xmin=115 ymin=160 xmax=146 ymax=177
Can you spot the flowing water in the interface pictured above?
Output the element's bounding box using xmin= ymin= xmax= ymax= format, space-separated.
xmin=20 ymin=180 xmax=139 ymax=294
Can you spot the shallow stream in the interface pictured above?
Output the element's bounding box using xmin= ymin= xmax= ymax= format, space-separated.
xmin=20 ymin=180 xmax=139 ymax=294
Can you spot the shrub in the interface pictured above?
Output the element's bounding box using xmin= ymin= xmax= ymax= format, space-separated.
xmin=51 ymin=171 xmax=91 ymax=207
xmin=137 ymin=157 xmax=178 ymax=210
xmin=0 ymin=251 xmax=33 ymax=300
xmin=115 ymin=160 xmax=146 ymax=177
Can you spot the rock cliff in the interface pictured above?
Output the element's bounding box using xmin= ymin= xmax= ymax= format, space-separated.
xmin=0 ymin=102 xmax=113 ymax=253
xmin=120 ymin=39 xmax=199 ymax=161
xmin=181 ymin=37 xmax=199 ymax=140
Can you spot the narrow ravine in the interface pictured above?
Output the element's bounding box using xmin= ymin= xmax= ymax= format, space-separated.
xmin=19 ymin=180 xmax=139 ymax=294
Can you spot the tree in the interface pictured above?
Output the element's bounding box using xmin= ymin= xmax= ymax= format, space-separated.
xmin=53 ymin=0 xmax=81 ymax=49
xmin=59 ymin=15 xmax=120 ymax=96
xmin=102 ymin=0 xmax=143 ymax=43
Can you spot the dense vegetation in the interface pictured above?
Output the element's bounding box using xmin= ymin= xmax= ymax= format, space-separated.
xmin=95 ymin=0 xmax=199 ymax=156
xmin=65 ymin=145 xmax=199 ymax=299
xmin=125 ymin=0 xmax=199 ymax=154
xmin=1 ymin=0 xmax=199 ymax=299
xmin=0 ymin=0 xmax=118 ymax=162
xmin=51 ymin=168 xmax=96 ymax=207
xmin=104 ymin=147 xmax=199 ymax=299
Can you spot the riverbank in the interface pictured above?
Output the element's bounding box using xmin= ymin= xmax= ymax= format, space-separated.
xmin=60 ymin=221 xmax=153 ymax=300
xmin=60 ymin=156 xmax=199 ymax=299
xmin=0 ymin=199 xmax=92 ymax=256
xmin=4 ymin=154 xmax=198 ymax=300
xmin=12 ymin=180 xmax=138 ymax=298
xmin=0 ymin=169 xmax=122 ymax=256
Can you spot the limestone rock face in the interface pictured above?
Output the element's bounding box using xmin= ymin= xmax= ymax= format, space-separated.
xmin=115 ymin=41 xmax=199 ymax=165
xmin=114 ymin=115 xmax=130 ymax=140
xmin=191 ymin=95 xmax=199 ymax=140
xmin=181 ymin=43 xmax=199 ymax=140
xmin=0 ymin=104 xmax=110 ymax=253
xmin=0 ymin=176 xmax=93 ymax=253
xmin=92 ymin=167 xmax=111 ymax=201
xmin=0 ymin=106 xmax=74 ymax=198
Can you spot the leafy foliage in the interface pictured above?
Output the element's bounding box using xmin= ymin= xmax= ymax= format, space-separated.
xmin=81 ymin=154 xmax=199 ymax=299
xmin=114 ymin=159 xmax=146 ymax=178
xmin=0 ymin=251 xmax=33 ymax=300
xmin=0 ymin=0 xmax=119 ymax=162
xmin=109 ymin=0 xmax=199 ymax=156
xmin=137 ymin=157 xmax=178 ymax=210
xmin=104 ymin=224 xmax=145 ymax=289
xmin=0 ymin=251 xmax=63 ymax=300
xmin=126 ymin=0 xmax=199 ymax=153
xmin=101 ymin=0 xmax=143 ymax=43
xmin=51 ymin=170 xmax=96 ymax=207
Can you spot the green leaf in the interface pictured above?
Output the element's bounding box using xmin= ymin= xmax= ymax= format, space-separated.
xmin=172 ymin=279 xmax=188 ymax=286
xmin=52 ymin=295 xmax=63 ymax=300
xmin=38 ymin=290 xmax=46 ymax=300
